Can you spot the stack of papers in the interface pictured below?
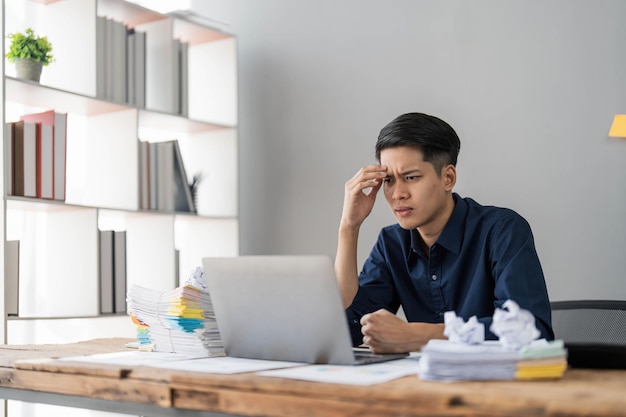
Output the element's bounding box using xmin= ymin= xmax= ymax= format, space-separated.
xmin=127 ymin=284 xmax=224 ymax=357
xmin=417 ymin=339 xmax=567 ymax=381
xmin=516 ymin=340 xmax=568 ymax=380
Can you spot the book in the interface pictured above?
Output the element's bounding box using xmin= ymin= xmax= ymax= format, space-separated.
xmin=135 ymin=19 xmax=176 ymax=113
xmin=4 ymin=240 xmax=20 ymax=316
xmin=4 ymin=122 xmax=14 ymax=196
xmin=180 ymin=41 xmax=189 ymax=117
xmin=126 ymin=29 xmax=136 ymax=105
xmin=19 ymin=110 xmax=68 ymax=201
xmin=37 ymin=123 xmax=54 ymax=199
xmin=113 ymin=19 xmax=128 ymax=104
xmin=99 ymin=230 xmax=115 ymax=314
xmin=13 ymin=120 xmax=38 ymax=198
xmin=142 ymin=139 xmax=194 ymax=212
xmin=157 ymin=141 xmax=175 ymax=211
xmin=149 ymin=142 xmax=159 ymax=210
xmin=173 ymin=140 xmax=195 ymax=213
xmin=114 ymin=230 xmax=127 ymax=313
xmin=135 ymin=30 xmax=146 ymax=108
xmin=105 ymin=17 xmax=115 ymax=101
xmin=138 ymin=140 xmax=150 ymax=209
xmin=96 ymin=15 xmax=106 ymax=99
xmin=53 ymin=112 xmax=68 ymax=201
xmin=172 ymin=39 xmax=181 ymax=115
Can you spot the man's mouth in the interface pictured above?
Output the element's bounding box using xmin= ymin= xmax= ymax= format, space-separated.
xmin=395 ymin=207 xmax=413 ymax=217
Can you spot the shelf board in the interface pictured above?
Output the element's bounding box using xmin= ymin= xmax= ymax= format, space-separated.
xmin=173 ymin=18 xmax=232 ymax=46
xmin=6 ymin=196 xmax=238 ymax=220
xmin=97 ymin=0 xmax=165 ymax=28
xmin=5 ymin=77 xmax=128 ymax=116
xmin=139 ymin=109 xmax=233 ymax=133
xmin=6 ymin=197 xmax=97 ymax=213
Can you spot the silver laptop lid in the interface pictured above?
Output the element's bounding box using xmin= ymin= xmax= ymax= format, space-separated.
xmin=202 ymin=255 xmax=357 ymax=365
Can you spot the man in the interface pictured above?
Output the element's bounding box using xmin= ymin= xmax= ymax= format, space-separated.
xmin=335 ymin=112 xmax=553 ymax=353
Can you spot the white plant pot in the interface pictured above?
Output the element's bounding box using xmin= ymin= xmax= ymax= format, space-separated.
xmin=15 ymin=58 xmax=44 ymax=82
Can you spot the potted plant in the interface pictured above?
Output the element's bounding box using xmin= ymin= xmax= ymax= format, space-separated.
xmin=6 ymin=27 xmax=54 ymax=83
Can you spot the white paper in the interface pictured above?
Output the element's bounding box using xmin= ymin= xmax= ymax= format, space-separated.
xmin=258 ymin=358 xmax=421 ymax=385
xmin=59 ymin=351 xmax=303 ymax=374
xmin=59 ymin=351 xmax=202 ymax=366
xmin=150 ymin=356 xmax=304 ymax=374
xmin=443 ymin=312 xmax=485 ymax=345
xmin=490 ymin=300 xmax=540 ymax=349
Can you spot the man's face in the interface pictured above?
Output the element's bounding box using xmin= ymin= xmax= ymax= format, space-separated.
xmin=379 ymin=146 xmax=454 ymax=231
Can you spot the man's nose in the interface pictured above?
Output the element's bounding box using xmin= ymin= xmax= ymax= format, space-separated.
xmin=392 ymin=182 xmax=409 ymax=200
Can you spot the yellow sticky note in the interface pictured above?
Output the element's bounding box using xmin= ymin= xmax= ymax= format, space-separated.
xmin=608 ymin=114 xmax=626 ymax=137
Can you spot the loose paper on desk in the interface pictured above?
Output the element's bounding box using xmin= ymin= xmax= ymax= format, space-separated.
xmin=59 ymin=351 xmax=203 ymax=366
xmin=258 ymin=357 xmax=421 ymax=385
xmin=60 ymin=351 xmax=303 ymax=374
xmin=150 ymin=356 xmax=303 ymax=374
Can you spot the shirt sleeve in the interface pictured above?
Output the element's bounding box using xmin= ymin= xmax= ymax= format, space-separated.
xmin=345 ymin=232 xmax=401 ymax=346
xmin=486 ymin=212 xmax=554 ymax=340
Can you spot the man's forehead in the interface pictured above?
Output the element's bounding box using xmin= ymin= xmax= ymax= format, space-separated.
xmin=380 ymin=146 xmax=426 ymax=164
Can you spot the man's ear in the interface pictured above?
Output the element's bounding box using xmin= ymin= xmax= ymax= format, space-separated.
xmin=443 ymin=164 xmax=456 ymax=191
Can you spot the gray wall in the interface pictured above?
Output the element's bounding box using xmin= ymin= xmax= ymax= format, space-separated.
xmin=192 ymin=0 xmax=626 ymax=302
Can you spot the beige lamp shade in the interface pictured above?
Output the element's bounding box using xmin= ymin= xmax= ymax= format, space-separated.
xmin=609 ymin=114 xmax=626 ymax=137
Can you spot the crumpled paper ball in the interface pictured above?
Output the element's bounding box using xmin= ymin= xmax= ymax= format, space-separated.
xmin=443 ymin=311 xmax=485 ymax=345
xmin=184 ymin=266 xmax=207 ymax=290
xmin=490 ymin=300 xmax=540 ymax=349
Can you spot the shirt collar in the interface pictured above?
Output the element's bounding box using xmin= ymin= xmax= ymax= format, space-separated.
xmin=409 ymin=193 xmax=466 ymax=256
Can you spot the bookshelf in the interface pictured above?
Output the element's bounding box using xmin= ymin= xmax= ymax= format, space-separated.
xmin=2 ymin=0 xmax=239 ymax=345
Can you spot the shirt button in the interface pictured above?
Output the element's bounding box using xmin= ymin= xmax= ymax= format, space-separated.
xmin=431 ymin=274 xmax=437 ymax=281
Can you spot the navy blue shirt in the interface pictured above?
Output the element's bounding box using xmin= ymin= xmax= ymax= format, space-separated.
xmin=346 ymin=193 xmax=553 ymax=345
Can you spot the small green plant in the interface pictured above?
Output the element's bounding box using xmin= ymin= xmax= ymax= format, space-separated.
xmin=6 ymin=28 xmax=54 ymax=66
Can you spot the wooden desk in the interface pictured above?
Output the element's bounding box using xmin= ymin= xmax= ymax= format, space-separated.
xmin=1 ymin=338 xmax=626 ymax=417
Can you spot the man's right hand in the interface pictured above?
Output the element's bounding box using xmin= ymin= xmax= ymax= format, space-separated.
xmin=335 ymin=164 xmax=388 ymax=308
xmin=339 ymin=164 xmax=388 ymax=230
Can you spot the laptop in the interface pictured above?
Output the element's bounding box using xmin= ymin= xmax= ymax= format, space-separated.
xmin=202 ymin=255 xmax=408 ymax=365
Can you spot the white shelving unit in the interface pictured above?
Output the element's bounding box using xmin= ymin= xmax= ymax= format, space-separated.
xmin=2 ymin=0 xmax=239 ymax=347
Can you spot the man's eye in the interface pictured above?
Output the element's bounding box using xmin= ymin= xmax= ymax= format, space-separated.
xmin=383 ymin=178 xmax=393 ymax=184
xmin=406 ymin=175 xmax=420 ymax=181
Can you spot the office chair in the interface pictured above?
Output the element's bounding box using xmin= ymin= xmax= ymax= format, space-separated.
xmin=551 ymin=300 xmax=626 ymax=369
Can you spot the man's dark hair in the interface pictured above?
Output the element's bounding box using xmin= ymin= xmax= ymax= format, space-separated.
xmin=375 ymin=112 xmax=461 ymax=174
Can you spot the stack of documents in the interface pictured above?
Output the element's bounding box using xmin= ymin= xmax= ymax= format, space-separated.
xmin=127 ymin=283 xmax=224 ymax=357
xmin=417 ymin=339 xmax=567 ymax=381
xmin=516 ymin=339 xmax=568 ymax=380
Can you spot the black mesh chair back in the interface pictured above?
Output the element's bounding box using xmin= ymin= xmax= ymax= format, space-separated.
xmin=551 ymin=300 xmax=626 ymax=369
